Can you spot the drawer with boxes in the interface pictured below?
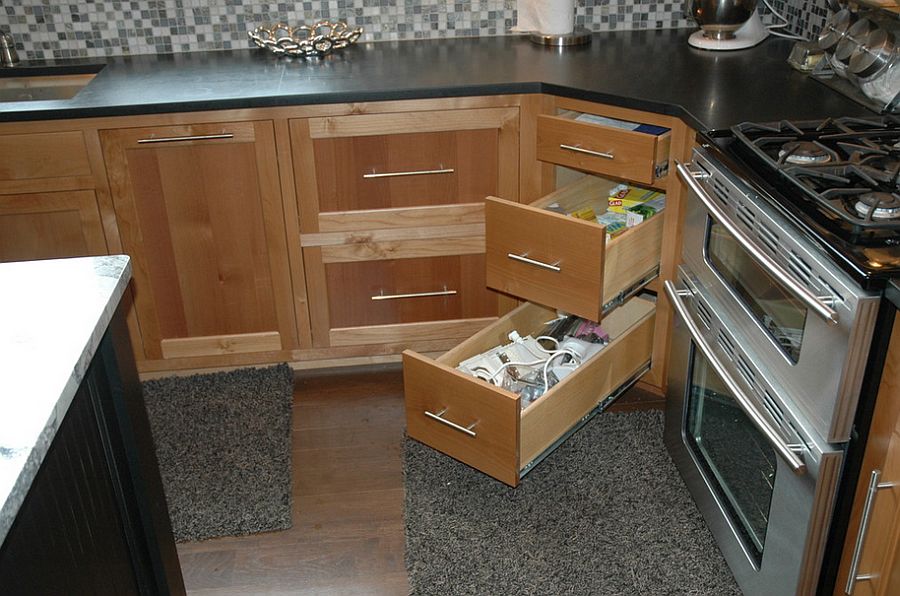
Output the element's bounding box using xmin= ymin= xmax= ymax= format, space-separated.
xmin=403 ymin=100 xmax=671 ymax=486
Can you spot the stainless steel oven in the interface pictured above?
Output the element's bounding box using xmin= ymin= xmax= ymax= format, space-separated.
xmin=675 ymin=154 xmax=881 ymax=444
xmin=665 ymin=145 xmax=882 ymax=595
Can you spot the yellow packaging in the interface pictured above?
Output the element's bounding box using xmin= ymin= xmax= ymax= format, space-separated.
xmin=569 ymin=206 xmax=597 ymax=221
xmin=608 ymin=184 xmax=664 ymax=215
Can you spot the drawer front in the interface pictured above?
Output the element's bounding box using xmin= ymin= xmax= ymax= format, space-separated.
xmin=325 ymin=254 xmax=497 ymax=328
xmin=0 ymin=131 xmax=92 ymax=182
xmin=536 ymin=115 xmax=667 ymax=185
xmin=403 ymin=350 xmax=521 ymax=486
xmin=312 ymin=128 xmax=499 ymax=212
xmin=485 ymin=196 xmax=663 ymax=321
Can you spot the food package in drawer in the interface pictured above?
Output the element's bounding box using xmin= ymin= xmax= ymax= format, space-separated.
xmin=607 ymin=183 xmax=665 ymax=214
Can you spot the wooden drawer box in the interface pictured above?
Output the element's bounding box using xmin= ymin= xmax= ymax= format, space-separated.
xmin=536 ymin=110 xmax=670 ymax=186
xmin=485 ymin=176 xmax=664 ymax=322
xmin=0 ymin=131 xmax=91 ymax=183
xmin=403 ymin=297 xmax=656 ymax=486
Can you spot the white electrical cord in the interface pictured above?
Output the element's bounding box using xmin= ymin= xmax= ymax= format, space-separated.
xmin=761 ymin=0 xmax=808 ymax=41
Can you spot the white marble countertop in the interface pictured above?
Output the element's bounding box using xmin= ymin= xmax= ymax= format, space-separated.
xmin=0 ymin=255 xmax=132 ymax=545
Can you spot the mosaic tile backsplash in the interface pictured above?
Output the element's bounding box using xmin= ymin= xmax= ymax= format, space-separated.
xmin=1 ymin=0 xmax=830 ymax=60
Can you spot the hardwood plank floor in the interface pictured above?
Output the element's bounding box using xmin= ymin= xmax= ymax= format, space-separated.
xmin=176 ymin=364 xmax=410 ymax=595
xmin=174 ymin=364 xmax=662 ymax=594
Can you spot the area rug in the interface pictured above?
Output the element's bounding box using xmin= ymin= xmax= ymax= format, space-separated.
xmin=142 ymin=364 xmax=294 ymax=542
xmin=404 ymin=410 xmax=741 ymax=595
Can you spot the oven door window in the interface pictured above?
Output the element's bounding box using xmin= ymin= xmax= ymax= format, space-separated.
xmin=705 ymin=220 xmax=808 ymax=363
xmin=686 ymin=344 xmax=777 ymax=566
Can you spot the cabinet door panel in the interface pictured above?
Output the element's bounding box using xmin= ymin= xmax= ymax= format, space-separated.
xmin=101 ymin=121 xmax=296 ymax=361
xmin=0 ymin=190 xmax=107 ymax=262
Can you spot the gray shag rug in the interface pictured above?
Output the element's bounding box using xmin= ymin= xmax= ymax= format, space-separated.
xmin=405 ymin=410 xmax=741 ymax=595
xmin=142 ymin=364 xmax=294 ymax=542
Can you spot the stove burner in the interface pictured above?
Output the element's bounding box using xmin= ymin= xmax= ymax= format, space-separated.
xmin=778 ymin=141 xmax=833 ymax=165
xmin=854 ymin=192 xmax=900 ymax=220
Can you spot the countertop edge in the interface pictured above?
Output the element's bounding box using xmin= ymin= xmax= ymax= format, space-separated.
xmin=0 ymin=256 xmax=133 ymax=546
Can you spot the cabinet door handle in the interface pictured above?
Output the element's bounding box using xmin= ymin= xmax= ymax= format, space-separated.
xmin=507 ymin=253 xmax=561 ymax=272
xmin=845 ymin=469 xmax=899 ymax=594
xmin=371 ymin=289 xmax=457 ymax=301
xmin=362 ymin=168 xmax=455 ymax=179
xmin=137 ymin=133 xmax=234 ymax=144
xmin=559 ymin=144 xmax=614 ymax=160
xmin=424 ymin=408 xmax=477 ymax=437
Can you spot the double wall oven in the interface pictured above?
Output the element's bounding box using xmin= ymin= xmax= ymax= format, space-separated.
xmin=666 ymin=118 xmax=900 ymax=595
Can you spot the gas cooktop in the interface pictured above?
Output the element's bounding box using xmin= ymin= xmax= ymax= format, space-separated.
xmin=700 ymin=116 xmax=900 ymax=288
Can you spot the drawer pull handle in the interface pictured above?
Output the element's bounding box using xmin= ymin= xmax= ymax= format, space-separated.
xmin=371 ymin=289 xmax=457 ymax=301
xmin=424 ymin=408 xmax=477 ymax=437
xmin=137 ymin=133 xmax=234 ymax=144
xmin=845 ymin=469 xmax=899 ymax=594
xmin=363 ymin=167 xmax=455 ymax=179
xmin=507 ymin=253 xmax=561 ymax=272
xmin=559 ymin=144 xmax=614 ymax=160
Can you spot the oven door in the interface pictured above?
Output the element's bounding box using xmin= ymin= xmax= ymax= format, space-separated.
xmin=664 ymin=271 xmax=844 ymax=596
xmin=676 ymin=156 xmax=879 ymax=443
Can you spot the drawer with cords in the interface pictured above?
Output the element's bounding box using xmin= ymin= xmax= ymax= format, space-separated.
xmin=403 ymin=296 xmax=656 ymax=486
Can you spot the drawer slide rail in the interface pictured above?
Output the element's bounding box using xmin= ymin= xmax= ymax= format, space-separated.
xmin=519 ymin=361 xmax=652 ymax=478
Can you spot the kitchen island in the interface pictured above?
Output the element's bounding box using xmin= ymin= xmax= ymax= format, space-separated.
xmin=0 ymin=256 xmax=184 ymax=595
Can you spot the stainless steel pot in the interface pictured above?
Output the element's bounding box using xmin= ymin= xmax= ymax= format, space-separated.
xmin=689 ymin=0 xmax=759 ymax=40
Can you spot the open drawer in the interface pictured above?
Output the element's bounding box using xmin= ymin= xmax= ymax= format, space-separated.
xmin=485 ymin=176 xmax=664 ymax=322
xmin=403 ymin=296 xmax=656 ymax=486
xmin=536 ymin=109 xmax=670 ymax=186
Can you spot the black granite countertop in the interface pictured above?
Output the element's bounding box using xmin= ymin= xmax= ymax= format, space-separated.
xmin=0 ymin=29 xmax=874 ymax=129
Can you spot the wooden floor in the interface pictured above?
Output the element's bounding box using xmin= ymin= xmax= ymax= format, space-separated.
xmin=176 ymin=365 xmax=410 ymax=595
xmin=174 ymin=364 xmax=663 ymax=595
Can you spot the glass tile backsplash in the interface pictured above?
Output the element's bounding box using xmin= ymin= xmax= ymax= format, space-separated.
xmin=1 ymin=0 xmax=828 ymax=59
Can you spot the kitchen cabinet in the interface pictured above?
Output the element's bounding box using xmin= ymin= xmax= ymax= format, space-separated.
xmin=0 ymin=258 xmax=184 ymax=595
xmin=290 ymin=105 xmax=520 ymax=350
xmin=0 ymin=129 xmax=108 ymax=262
xmin=402 ymin=98 xmax=692 ymax=485
xmin=100 ymin=120 xmax=298 ymax=362
xmin=836 ymin=313 xmax=900 ymax=595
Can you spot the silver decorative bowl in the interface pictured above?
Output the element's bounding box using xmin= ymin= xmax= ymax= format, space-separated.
xmin=248 ymin=21 xmax=363 ymax=58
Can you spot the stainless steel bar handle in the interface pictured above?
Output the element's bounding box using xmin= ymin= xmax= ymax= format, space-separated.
xmin=137 ymin=133 xmax=234 ymax=144
xmin=664 ymin=280 xmax=808 ymax=475
xmin=371 ymin=289 xmax=457 ymax=301
xmin=676 ymin=161 xmax=840 ymax=326
xmin=559 ymin=144 xmax=614 ymax=160
xmin=363 ymin=168 xmax=455 ymax=179
xmin=507 ymin=253 xmax=562 ymax=272
xmin=424 ymin=408 xmax=477 ymax=437
xmin=845 ymin=469 xmax=898 ymax=594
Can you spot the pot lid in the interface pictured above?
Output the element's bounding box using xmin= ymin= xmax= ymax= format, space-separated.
xmin=819 ymin=9 xmax=856 ymax=52
xmin=849 ymin=28 xmax=896 ymax=78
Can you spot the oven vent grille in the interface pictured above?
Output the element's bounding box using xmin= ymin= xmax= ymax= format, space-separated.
xmin=761 ymin=390 xmax=788 ymax=428
xmin=787 ymin=250 xmax=813 ymax=285
xmin=712 ymin=178 xmax=731 ymax=206
xmin=756 ymin=222 xmax=780 ymax=256
xmin=817 ymin=276 xmax=844 ymax=305
xmin=736 ymin=354 xmax=758 ymax=392
xmin=697 ymin=300 xmax=713 ymax=330
xmin=717 ymin=330 xmax=736 ymax=360
xmin=735 ymin=201 xmax=756 ymax=230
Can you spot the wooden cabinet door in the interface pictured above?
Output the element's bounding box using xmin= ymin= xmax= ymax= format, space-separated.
xmin=838 ymin=314 xmax=900 ymax=595
xmin=101 ymin=121 xmax=297 ymax=361
xmin=0 ymin=190 xmax=107 ymax=262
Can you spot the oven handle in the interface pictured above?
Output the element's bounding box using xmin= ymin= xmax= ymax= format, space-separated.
xmin=676 ymin=161 xmax=840 ymax=327
xmin=664 ymin=279 xmax=808 ymax=475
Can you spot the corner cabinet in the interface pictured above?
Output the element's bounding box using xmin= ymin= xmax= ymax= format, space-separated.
xmin=100 ymin=121 xmax=298 ymax=362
